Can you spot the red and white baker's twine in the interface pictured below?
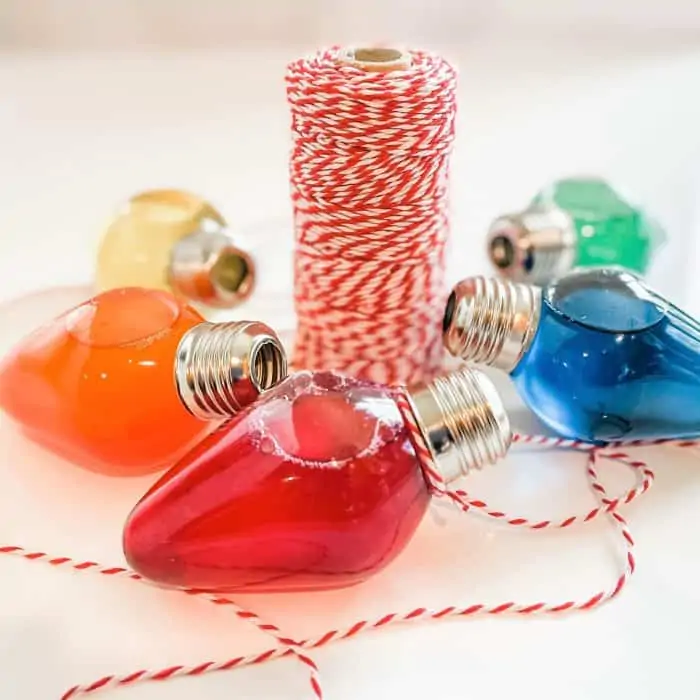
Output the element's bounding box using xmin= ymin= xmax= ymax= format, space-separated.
xmin=4 ymin=433 xmax=692 ymax=699
xmin=287 ymin=48 xmax=456 ymax=386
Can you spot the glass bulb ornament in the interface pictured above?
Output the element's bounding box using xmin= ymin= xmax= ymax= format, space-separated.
xmin=487 ymin=176 xmax=666 ymax=285
xmin=0 ymin=287 xmax=287 ymax=476
xmin=443 ymin=267 xmax=700 ymax=443
xmin=123 ymin=367 xmax=512 ymax=593
xmin=95 ymin=189 xmax=256 ymax=309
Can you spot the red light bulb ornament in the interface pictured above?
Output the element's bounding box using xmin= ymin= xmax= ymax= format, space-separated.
xmin=0 ymin=287 xmax=287 ymax=476
xmin=123 ymin=367 xmax=512 ymax=592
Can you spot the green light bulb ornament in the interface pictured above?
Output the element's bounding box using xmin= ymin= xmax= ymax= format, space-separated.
xmin=487 ymin=177 xmax=666 ymax=285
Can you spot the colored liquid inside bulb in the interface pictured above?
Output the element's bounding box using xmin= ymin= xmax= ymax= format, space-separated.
xmin=123 ymin=371 xmax=432 ymax=592
xmin=512 ymin=267 xmax=700 ymax=442
xmin=0 ymin=287 xmax=211 ymax=476
xmin=531 ymin=177 xmax=664 ymax=273
xmin=95 ymin=189 xmax=228 ymax=295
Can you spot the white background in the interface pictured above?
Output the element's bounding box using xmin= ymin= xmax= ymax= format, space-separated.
xmin=5 ymin=0 xmax=700 ymax=47
xmin=2 ymin=4 xmax=700 ymax=700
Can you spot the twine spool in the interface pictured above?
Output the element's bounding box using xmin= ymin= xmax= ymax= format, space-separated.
xmin=286 ymin=46 xmax=458 ymax=385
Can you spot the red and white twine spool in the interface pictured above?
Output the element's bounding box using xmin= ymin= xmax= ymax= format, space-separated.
xmin=286 ymin=47 xmax=457 ymax=385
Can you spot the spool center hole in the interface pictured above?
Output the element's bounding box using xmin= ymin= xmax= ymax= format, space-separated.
xmin=353 ymin=47 xmax=403 ymax=64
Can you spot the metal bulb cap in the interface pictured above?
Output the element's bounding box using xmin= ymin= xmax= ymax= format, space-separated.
xmin=169 ymin=226 xmax=256 ymax=310
xmin=442 ymin=276 xmax=541 ymax=373
xmin=487 ymin=207 xmax=576 ymax=285
xmin=406 ymin=366 xmax=512 ymax=483
xmin=175 ymin=321 xmax=288 ymax=421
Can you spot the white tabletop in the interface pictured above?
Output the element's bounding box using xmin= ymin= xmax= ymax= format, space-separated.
xmin=1 ymin=36 xmax=700 ymax=700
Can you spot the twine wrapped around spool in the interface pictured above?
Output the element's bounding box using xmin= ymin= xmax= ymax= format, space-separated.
xmin=286 ymin=46 xmax=458 ymax=385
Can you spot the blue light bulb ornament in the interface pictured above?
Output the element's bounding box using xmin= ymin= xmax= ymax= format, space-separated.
xmin=442 ymin=267 xmax=700 ymax=443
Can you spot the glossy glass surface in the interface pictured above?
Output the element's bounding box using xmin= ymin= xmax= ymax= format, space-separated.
xmin=531 ymin=177 xmax=665 ymax=273
xmin=95 ymin=189 xmax=227 ymax=295
xmin=512 ymin=267 xmax=700 ymax=442
xmin=123 ymin=371 xmax=431 ymax=593
xmin=0 ymin=287 xmax=210 ymax=476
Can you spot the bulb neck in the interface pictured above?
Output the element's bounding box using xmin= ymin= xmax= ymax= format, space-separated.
xmin=487 ymin=206 xmax=576 ymax=285
xmin=442 ymin=276 xmax=542 ymax=373
xmin=175 ymin=321 xmax=288 ymax=421
xmin=168 ymin=225 xmax=256 ymax=309
xmin=405 ymin=367 xmax=512 ymax=483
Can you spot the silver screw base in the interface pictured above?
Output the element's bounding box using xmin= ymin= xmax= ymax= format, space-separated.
xmin=175 ymin=321 xmax=288 ymax=421
xmin=442 ymin=276 xmax=541 ymax=373
xmin=169 ymin=226 xmax=256 ymax=310
xmin=487 ymin=206 xmax=576 ymax=285
xmin=407 ymin=366 xmax=511 ymax=483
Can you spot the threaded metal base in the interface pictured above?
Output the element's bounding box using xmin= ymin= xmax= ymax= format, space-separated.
xmin=407 ymin=366 xmax=511 ymax=482
xmin=487 ymin=207 xmax=576 ymax=285
xmin=442 ymin=276 xmax=541 ymax=373
xmin=169 ymin=228 xmax=256 ymax=310
xmin=175 ymin=321 xmax=288 ymax=420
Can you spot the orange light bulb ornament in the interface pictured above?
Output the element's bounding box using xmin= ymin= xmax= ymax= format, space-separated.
xmin=0 ymin=287 xmax=287 ymax=476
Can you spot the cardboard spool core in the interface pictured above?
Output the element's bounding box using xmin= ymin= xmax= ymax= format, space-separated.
xmin=339 ymin=47 xmax=411 ymax=72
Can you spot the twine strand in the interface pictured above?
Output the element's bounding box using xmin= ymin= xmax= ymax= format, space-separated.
xmin=2 ymin=433 xmax=685 ymax=699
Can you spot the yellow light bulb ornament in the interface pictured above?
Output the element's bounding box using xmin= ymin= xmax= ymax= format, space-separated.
xmin=95 ymin=189 xmax=256 ymax=309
